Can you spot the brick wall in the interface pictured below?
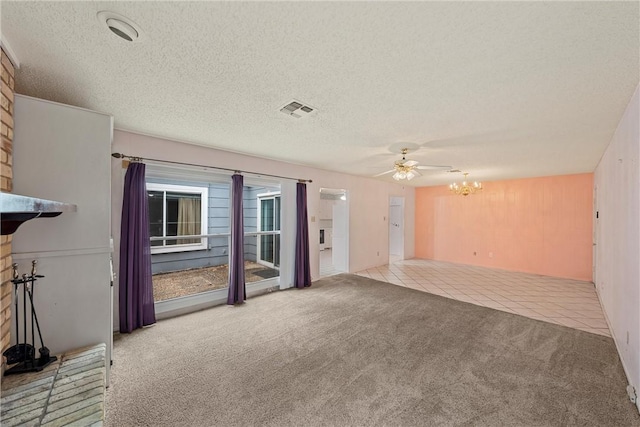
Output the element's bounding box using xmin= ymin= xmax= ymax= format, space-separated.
xmin=1 ymin=47 xmax=15 ymax=360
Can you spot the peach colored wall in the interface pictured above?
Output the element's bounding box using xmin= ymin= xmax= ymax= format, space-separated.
xmin=415 ymin=173 xmax=593 ymax=281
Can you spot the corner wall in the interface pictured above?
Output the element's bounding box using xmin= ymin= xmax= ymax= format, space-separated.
xmin=0 ymin=47 xmax=15 ymax=358
xmin=594 ymin=84 xmax=640 ymax=404
xmin=415 ymin=173 xmax=593 ymax=281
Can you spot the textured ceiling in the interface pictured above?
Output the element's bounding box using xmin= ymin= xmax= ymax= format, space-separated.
xmin=2 ymin=1 xmax=639 ymax=186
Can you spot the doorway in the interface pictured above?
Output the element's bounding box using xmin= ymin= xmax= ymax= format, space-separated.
xmin=319 ymin=188 xmax=349 ymax=277
xmin=389 ymin=196 xmax=404 ymax=264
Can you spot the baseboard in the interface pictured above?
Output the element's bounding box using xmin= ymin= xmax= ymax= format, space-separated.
xmin=595 ymin=284 xmax=639 ymax=414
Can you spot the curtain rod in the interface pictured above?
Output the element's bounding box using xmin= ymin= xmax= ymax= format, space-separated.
xmin=111 ymin=153 xmax=312 ymax=183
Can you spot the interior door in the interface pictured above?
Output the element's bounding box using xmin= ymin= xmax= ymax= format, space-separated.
xmin=389 ymin=197 xmax=404 ymax=259
xmin=593 ymin=185 xmax=598 ymax=284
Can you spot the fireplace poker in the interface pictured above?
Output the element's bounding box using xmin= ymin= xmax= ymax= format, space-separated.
xmin=10 ymin=265 xmax=20 ymax=362
xmin=22 ymin=274 xmax=28 ymax=362
xmin=12 ymin=264 xmax=18 ymax=359
xmin=28 ymin=279 xmax=35 ymax=365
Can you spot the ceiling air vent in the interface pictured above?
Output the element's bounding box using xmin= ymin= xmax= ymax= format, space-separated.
xmin=279 ymin=100 xmax=316 ymax=119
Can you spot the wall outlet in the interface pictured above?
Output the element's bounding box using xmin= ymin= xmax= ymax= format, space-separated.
xmin=627 ymin=385 xmax=637 ymax=404
xmin=489 ymin=252 xmax=493 ymax=258
xmin=377 ymin=251 xmax=380 ymax=256
xmin=311 ymin=216 xmax=316 ymax=222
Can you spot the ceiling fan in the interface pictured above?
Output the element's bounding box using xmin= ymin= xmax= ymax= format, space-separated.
xmin=374 ymin=148 xmax=451 ymax=181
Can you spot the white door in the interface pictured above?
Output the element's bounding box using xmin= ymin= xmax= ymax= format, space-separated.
xmin=257 ymin=195 xmax=281 ymax=268
xmin=593 ymin=185 xmax=598 ymax=284
xmin=389 ymin=197 xmax=404 ymax=260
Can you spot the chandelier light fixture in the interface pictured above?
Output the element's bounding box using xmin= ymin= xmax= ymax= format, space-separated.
xmin=449 ymin=172 xmax=483 ymax=196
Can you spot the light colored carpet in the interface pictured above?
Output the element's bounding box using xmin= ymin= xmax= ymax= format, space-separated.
xmin=105 ymin=274 xmax=639 ymax=426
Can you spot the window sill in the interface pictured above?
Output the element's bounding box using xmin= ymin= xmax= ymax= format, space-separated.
xmin=150 ymin=244 xmax=208 ymax=255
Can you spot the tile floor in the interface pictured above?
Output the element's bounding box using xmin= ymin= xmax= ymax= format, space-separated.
xmin=356 ymin=259 xmax=610 ymax=337
xmin=320 ymin=249 xmax=341 ymax=277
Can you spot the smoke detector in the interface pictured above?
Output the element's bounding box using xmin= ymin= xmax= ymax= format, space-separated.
xmin=279 ymin=100 xmax=317 ymax=119
xmin=97 ymin=11 xmax=142 ymax=42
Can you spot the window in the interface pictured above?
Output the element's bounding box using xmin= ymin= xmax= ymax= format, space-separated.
xmin=256 ymin=192 xmax=280 ymax=268
xmin=147 ymin=183 xmax=208 ymax=254
xmin=148 ymin=178 xmax=282 ymax=305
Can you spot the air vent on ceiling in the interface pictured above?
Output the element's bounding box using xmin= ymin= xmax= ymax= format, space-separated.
xmin=279 ymin=100 xmax=316 ymax=119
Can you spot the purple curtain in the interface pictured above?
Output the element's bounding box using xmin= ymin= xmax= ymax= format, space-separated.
xmin=227 ymin=174 xmax=246 ymax=304
xmin=295 ymin=182 xmax=312 ymax=288
xmin=119 ymin=162 xmax=156 ymax=333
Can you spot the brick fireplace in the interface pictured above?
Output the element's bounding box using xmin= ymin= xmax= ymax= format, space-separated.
xmin=1 ymin=46 xmax=15 ymax=363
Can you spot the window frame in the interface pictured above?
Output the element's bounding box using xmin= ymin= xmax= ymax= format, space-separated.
xmin=255 ymin=191 xmax=281 ymax=268
xmin=147 ymin=182 xmax=209 ymax=254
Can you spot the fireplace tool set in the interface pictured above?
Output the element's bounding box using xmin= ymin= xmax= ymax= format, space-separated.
xmin=2 ymin=260 xmax=56 ymax=376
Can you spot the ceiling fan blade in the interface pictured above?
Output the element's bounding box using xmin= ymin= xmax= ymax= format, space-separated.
xmin=373 ymin=169 xmax=395 ymax=177
xmin=403 ymin=160 xmax=419 ymax=167
xmin=416 ymin=165 xmax=452 ymax=170
xmin=404 ymin=168 xmax=422 ymax=181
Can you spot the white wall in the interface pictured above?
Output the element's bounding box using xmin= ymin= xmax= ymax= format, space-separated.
xmin=594 ymin=84 xmax=639 ymax=407
xmin=12 ymin=95 xmax=113 ymax=382
xmin=111 ymin=130 xmax=415 ymax=328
